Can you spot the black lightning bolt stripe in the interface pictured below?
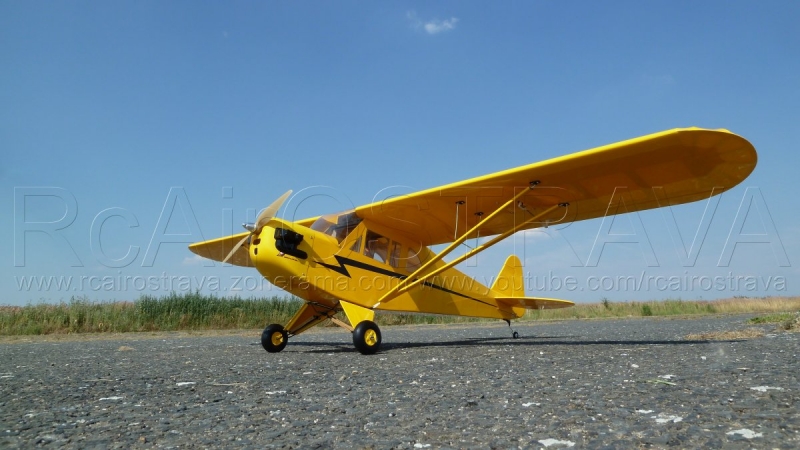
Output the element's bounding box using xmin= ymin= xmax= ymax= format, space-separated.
xmin=315 ymin=255 xmax=495 ymax=307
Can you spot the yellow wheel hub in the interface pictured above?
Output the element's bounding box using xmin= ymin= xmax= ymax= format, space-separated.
xmin=364 ymin=329 xmax=378 ymax=346
xmin=271 ymin=332 xmax=284 ymax=346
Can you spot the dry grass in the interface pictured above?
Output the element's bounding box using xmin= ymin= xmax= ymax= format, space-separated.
xmin=685 ymin=327 xmax=766 ymax=341
xmin=524 ymin=296 xmax=800 ymax=321
xmin=710 ymin=297 xmax=800 ymax=314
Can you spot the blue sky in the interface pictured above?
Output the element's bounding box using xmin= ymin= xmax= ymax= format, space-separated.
xmin=2 ymin=1 xmax=798 ymax=306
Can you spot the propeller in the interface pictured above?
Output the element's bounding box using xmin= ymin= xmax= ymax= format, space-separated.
xmin=222 ymin=190 xmax=292 ymax=264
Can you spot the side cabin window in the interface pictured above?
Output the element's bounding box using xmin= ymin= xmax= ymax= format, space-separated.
xmin=389 ymin=241 xmax=402 ymax=268
xmin=358 ymin=229 xmax=424 ymax=273
xmin=406 ymin=248 xmax=422 ymax=272
xmin=364 ymin=231 xmax=390 ymax=264
xmin=349 ymin=236 xmax=362 ymax=253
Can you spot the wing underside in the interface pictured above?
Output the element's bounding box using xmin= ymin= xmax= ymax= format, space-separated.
xmin=350 ymin=128 xmax=757 ymax=246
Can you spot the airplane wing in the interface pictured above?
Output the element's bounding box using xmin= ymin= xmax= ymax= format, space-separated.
xmin=188 ymin=231 xmax=254 ymax=267
xmin=351 ymin=127 xmax=757 ymax=246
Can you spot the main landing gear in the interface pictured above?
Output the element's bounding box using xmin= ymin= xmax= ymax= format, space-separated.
xmin=261 ymin=324 xmax=288 ymax=353
xmin=352 ymin=320 xmax=382 ymax=355
xmin=259 ymin=320 xmax=383 ymax=354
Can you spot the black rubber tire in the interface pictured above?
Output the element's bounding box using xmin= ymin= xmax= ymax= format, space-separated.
xmin=352 ymin=320 xmax=382 ymax=355
xmin=512 ymin=331 xmax=520 ymax=339
xmin=261 ymin=324 xmax=288 ymax=353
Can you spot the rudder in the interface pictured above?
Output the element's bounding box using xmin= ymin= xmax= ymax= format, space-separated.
xmin=492 ymin=255 xmax=527 ymax=318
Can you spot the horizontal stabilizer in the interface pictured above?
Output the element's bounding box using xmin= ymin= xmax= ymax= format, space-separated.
xmin=188 ymin=232 xmax=254 ymax=267
xmin=496 ymin=296 xmax=574 ymax=310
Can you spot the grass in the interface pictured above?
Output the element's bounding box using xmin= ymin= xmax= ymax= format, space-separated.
xmin=523 ymin=296 xmax=800 ymax=321
xmin=749 ymin=312 xmax=795 ymax=324
xmin=1 ymin=293 xmax=798 ymax=336
xmin=749 ymin=311 xmax=800 ymax=331
xmin=0 ymin=293 xmax=303 ymax=335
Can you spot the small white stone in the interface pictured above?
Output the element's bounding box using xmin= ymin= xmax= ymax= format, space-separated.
xmin=726 ymin=428 xmax=763 ymax=439
xmin=750 ymin=386 xmax=784 ymax=392
xmin=652 ymin=413 xmax=683 ymax=423
xmin=538 ymin=438 xmax=575 ymax=447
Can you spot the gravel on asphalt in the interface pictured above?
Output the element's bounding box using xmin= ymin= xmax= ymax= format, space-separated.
xmin=1 ymin=315 xmax=798 ymax=449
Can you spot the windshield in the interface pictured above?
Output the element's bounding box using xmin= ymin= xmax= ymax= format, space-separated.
xmin=310 ymin=211 xmax=362 ymax=243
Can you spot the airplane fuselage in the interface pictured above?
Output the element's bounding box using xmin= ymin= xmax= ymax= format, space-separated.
xmin=250 ymin=218 xmax=522 ymax=321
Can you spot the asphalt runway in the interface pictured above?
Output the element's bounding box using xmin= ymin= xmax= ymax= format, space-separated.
xmin=1 ymin=315 xmax=798 ymax=449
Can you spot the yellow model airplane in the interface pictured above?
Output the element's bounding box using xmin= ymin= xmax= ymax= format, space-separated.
xmin=189 ymin=128 xmax=757 ymax=354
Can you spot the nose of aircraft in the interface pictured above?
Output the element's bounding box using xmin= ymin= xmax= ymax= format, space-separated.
xmin=249 ymin=224 xmax=273 ymax=260
xmin=248 ymin=222 xmax=311 ymax=292
xmin=221 ymin=190 xmax=293 ymax=265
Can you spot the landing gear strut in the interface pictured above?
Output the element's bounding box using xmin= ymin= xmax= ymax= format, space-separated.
xmin=504 ymin=319 xmax=520 ymax=339
xmin=261 ymin=324 xmax=288 ymax=353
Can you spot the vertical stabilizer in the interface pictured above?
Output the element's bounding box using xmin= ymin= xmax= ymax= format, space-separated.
xmin=493 ymin=255 xmax=526 ymax=318
xmin=492 ymin=255 xmax=525 ymax=297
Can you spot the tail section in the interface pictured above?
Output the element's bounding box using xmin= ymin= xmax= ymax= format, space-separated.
xmin=493 ymin=255 xmax=575 ymax=313
xmin=492 ymin=255 xmax=525 ymax=297
xmin=492 ymin=255 xmax=526 ymax=317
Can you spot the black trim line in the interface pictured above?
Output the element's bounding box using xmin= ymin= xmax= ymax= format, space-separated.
xmin=314 ymin=255 xmax=495 ymax=307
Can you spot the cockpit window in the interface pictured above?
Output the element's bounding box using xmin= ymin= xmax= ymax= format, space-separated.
xmin=350 ymin=236 xmax=362 ymax=253
xmin=407 ymin=248 xmax=422 ymax=272
xmin=389 ymin=241 xmax=402 ymax=268
xmin=310 ymin=211 xmax=362 ymax=244
xmin=364 ymin=231 xmax=390 ymax=264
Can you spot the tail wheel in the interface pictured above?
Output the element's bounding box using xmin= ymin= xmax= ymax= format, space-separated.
xmin=353 ymin=320 xmax=381 ymax=355
xmin=261 ymin=324 xmax=288 ymax=353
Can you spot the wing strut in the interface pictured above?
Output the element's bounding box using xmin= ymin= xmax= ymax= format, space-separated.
xmin=373 ymin=182 xmax=567 ymax=308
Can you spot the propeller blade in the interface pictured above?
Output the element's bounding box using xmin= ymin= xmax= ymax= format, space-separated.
xmin=222 ymin=233 xmax=251 ymax=265
xmin=255 ymin=190 xmax=292 ymax=230
xmin=222 ymin=190 xmax=292 ymax=264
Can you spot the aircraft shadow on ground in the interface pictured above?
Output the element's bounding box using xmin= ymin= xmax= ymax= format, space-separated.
xmin=281 ymin=335 xmax=725 ymax=354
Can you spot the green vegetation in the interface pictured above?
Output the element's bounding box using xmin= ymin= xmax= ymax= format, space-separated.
xmin=749 ymin=311 xmax=800 ymax=331
xmin=0 ymin=293 xmax=303 ymax=335
xmin=749 ymin=312 xmax=795 ymax=324
xmin=135 ymin=292 xmax=302 ymax=331
xmin=524 ymin=298 xmax=727 ymax=321
xmin=0 ymin=292 xmax=487 ymax=336
xmin=1 ymin=293 xmax=798 ymax=336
